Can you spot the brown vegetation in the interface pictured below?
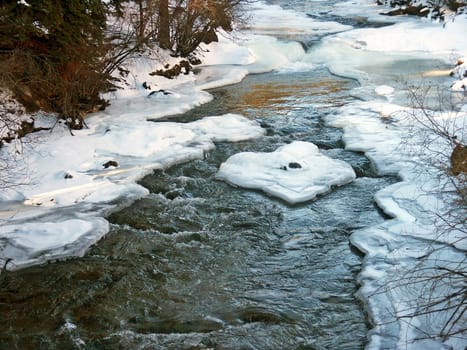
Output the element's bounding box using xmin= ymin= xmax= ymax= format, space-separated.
xmin=0 ymin=0 xmax=110 ymax=129
xmin=0 ymin=50 xmax=109 ymax=130
xmin=450 ymin=142 xmax=467 ymax=175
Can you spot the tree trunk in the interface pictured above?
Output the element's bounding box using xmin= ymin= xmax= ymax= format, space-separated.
xmin=158 ymin=0 xmax=170 ymax=50
xmin=138 ymin=0 xmax=145 ymax=45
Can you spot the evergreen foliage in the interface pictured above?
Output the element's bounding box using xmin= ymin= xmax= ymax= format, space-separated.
xmin=0 ymin=0 xmax=110 ymax=129
xmin=0 ymin=0 xmax=243 ymax=130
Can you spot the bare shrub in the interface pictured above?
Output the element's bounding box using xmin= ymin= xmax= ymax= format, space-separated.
xmin=108 ymin=0 xmax=247 ymax=58
xmin=0 ymin=89 xmax=30 ymax=191
xmin=374 ymin=83 xmax=466 ymax=344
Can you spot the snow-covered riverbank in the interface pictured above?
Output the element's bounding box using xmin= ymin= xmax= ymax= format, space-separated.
xmin=1 ymin=0 xmax=466 ymax=348
xmin=308 ymin=1 xmax=466 ymax=349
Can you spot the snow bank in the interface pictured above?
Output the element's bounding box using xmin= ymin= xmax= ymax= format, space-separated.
xmin=216 ymin=141 xmax=356 ymax=204
xmin=337 ymin=19 xmax=467 ymax=54
xmin=307 ymin=13 xmax=467 ymax=90
xmin=310 ymin=3 xmax=467 ymax=349
xmin=328 ymin=99 xmax=466 ymax=349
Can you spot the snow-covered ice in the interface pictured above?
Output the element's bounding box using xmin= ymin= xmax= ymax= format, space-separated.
xmin=374 ymin=85 xmax=395 ymax=96
xmin=0 ymin=218 xmax=109 ymax=269
xmin=216 ymin=141 xmax=356 ymax=204
xmin=0 ymin=112 xmax=265 ymax=269
xmin=243 ymin=1 xmax=352 ymax=37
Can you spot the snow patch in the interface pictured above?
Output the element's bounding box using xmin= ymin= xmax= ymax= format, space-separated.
xmin=216 ymin=141 xmax=356 ymax=204
xmin=375 ymin=85 xmax=395 ymax=96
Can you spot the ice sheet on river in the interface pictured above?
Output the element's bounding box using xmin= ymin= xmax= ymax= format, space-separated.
xmin=0 ymin=114 xmax=265 ymax=270
xmin=328 ymin=100 xmax=467 ymax=350
xmin=216 ymin=141 xmax=356 ymax=204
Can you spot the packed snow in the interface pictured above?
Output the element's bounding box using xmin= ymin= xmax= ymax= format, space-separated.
xmin=216 ymin=141 xmax=356 ymax=204
xmin=1 ymin=0 xmax=466 ymax=349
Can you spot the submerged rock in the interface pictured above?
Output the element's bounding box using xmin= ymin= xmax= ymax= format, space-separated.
xmin=148 ymin=89 xmax=172 ymax=97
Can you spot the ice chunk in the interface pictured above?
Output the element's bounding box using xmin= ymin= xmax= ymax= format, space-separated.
xmin=1 ymin=218 xmax=109 ymax=270
xmin=375 ymin=85 xmax=395 ymax=96
xmin=190 ymin=113 xmax=266 ymax=142
xmin=216 ymin=141 xmax=356 ymax=204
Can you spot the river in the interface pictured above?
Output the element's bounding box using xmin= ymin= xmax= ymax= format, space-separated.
xmin=0 ymin=1 xmax=456 ymax=349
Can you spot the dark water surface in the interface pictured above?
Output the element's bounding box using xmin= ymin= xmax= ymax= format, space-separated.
xmin=0 ymin=2 xmax=399 ymax=349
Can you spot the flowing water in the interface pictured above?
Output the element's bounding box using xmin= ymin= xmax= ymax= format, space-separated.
xmin=0 ymin=70 xmax=396 ymax=350
xmin=0 ymin=3 xmax=402 ymax=350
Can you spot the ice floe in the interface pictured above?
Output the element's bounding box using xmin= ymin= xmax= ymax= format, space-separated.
xmin=216 ymin=141 xmax=356 ymax=204
xmin=0 ymin=218 xmax=109 ymax=270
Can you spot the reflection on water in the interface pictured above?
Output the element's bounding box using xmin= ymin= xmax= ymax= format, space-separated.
xmin=240 ymin=77 xmax=348 ymax=113
xmin=167 ymin=68 xmax=355 ymax=124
